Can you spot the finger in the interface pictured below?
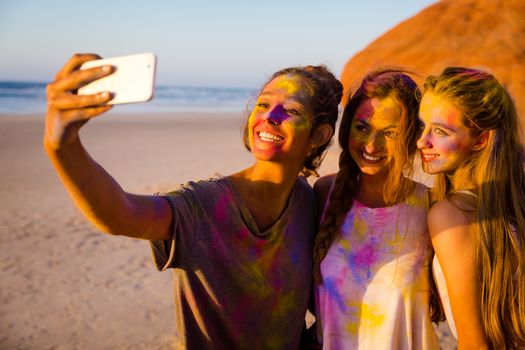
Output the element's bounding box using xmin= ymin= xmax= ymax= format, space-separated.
xmin=62 ymin=105 xmax=113 ymax=122
xmin=50 ymin=91 xmax=113 ymax=110
xmin=50 ymin=64 xmax=114 ymax=93
xmin=54 ymin=53 xmax=102 ymax=81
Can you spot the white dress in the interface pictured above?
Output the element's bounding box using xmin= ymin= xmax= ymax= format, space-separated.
xmin=432 ymin=256 xmax=457 ymax=337
xmin=315 ymin=182 xmax=440 ymax=349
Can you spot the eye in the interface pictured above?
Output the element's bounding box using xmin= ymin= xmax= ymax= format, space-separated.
xmin=285 ymin=108 xmax=301 ymax=116
xmin=354 ymin=123 xmax=368 ymax=132
xmin=256 ymin=101 xmax=270 ymax=109
xmin=434 ymin=127 xmax=448 ymax=136
xmin=383 ymin=130 xmax=396 ymax=139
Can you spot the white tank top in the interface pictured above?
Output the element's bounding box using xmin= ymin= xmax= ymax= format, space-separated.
xmin=431 ymin=190 xmax=519 ymax=339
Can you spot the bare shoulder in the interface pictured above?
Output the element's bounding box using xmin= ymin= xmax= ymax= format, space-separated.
xmin=313 ymin=174 xmax=336 ymax=197
xmin=313 ymin=174 xmax=336 ymax=209
xmin=428 ymin=197 xmax=477 ymax=247
xmin=429 ymin=198 xmax=473 ymax=230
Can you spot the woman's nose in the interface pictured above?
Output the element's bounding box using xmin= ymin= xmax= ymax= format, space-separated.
xmin=364 ymin=133 xmax=383 ymax=153
xmin=416 ymin=128 xmax=431 ymax=149
xmin=264 ymin=105 xmax=286 ymax=125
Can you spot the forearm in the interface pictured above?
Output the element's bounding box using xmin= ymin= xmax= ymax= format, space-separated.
xmin=43 ymin=53 xmax=172 ymax=240
xmin=45 ymin=135 xmax=140 ymax=236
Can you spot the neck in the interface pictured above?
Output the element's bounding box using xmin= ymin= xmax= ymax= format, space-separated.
xmin=245 ymin=160 xmax=302 ymax=187
xmin=355 ymin=172 xmax=389 ymax=208
xmin=447 ymin=167 xmax=477 ymax=192
xmin=229 ymin=160 xmax=303 ymax=231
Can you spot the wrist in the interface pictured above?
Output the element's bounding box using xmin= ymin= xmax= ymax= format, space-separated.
xmin=43 ymin=131 xmax=81 ymax=153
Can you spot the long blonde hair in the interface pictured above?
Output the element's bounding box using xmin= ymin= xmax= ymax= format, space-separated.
xmin=313 ymin=69 xmax=421 ymax=282
xmin=425 ymin=67 xmax=525 ymax=348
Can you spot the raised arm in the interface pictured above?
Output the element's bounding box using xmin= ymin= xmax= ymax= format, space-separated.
xmin=428 ymin=199 xmax=488 ymax=349
xmin=44 ymin=53 xmax=171 ymax=241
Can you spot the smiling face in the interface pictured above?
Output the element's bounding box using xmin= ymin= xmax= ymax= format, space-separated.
xmin=247 ymin=74 xmax=315 ymax=165
xmin=417 ymin=92 xmax=479 ymax=175
xmin=348 ymin=97 xmax=402 ymax=177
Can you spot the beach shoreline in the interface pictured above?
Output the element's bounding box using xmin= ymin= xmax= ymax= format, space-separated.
xmin=0 ymin=112 xmax=454 ymax=349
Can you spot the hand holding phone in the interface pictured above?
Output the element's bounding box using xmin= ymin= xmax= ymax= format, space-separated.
xmin=78 ymin=53 xmax=157 ymax=105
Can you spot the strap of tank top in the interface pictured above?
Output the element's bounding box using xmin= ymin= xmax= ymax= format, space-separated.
xmin=453 ymin=189 xmax=478 ymax=198
xmin=319 ymin=177 xmax=338 ymax=223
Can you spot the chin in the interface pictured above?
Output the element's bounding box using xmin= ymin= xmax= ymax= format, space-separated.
xmin=421 ymin=164 xmax=443 ymax=175
xmin=359 ymin=167 xmax=387 ymax=176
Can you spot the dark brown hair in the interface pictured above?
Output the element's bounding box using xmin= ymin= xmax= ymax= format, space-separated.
xmin=313 ymin=68 xmax=421 ymax=282
xmin=243 ymin=65 xmax=343 ymax=177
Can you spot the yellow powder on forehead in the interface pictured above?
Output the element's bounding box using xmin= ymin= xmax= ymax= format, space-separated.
xmin=355 ymin=96 xmax=402 ymax=129
xmin=372 ymin=97 xmax=402 ymax=116
xmin=273 ymin=74 xmax=314 ymax=96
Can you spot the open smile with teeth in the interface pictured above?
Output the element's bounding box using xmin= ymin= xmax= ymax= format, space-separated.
xmin=258 ymin=131 xmax=284 ymax=142
xmin=361 ymin=150 xmax=384 ymax=162
xmin=421 ymin=153 xmax=439 ymax=162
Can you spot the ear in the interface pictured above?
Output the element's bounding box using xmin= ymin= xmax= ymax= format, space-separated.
xmin=471 ymin=130 xmax=489 ymax=151
xmin=310 ymin=124 xmax=334 ymax=149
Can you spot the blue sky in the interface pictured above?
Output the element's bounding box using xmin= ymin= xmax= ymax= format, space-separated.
xmin=0 ymin=0 xmax=436 ymax=88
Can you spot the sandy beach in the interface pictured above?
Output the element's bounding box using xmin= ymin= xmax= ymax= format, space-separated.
xmin=0 ymin=112 xmax=455 ymax=349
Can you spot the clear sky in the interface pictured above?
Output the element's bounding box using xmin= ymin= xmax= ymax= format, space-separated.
xmin=0 ymin=0 xmax=436 ymax=88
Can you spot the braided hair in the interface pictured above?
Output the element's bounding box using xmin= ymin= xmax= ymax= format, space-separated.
xmin=313 ymin=68 xmax=421 ymax=282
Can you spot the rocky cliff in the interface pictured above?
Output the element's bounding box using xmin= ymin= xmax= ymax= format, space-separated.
xmin=340 ymin=0 xmax=524 ymax=124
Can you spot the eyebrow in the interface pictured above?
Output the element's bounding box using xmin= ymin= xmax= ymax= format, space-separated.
xmin=354 ymin=119 xmax=398 ymax=130
xmin=382 ymin=124 xmax=398 ymax=130
xmin=257 ymin=91 xmax=306 ymax=106
xmin=425 ymin=121 xmax=457 ymax=131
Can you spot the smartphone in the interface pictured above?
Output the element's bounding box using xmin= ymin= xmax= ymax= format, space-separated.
xmin=78 ymin=53 xmax=157 ymax=105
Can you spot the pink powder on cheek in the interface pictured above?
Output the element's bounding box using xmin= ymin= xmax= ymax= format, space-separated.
xmin=436 ymin=136 xmax=469 ymax=155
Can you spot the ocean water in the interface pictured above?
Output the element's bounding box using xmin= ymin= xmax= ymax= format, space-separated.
xmin=0 ymin=81 xmax=258 ymax=115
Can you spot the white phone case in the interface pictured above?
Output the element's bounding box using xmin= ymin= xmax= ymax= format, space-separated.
xmin=78 ymin=53 xmax=157 ymax=105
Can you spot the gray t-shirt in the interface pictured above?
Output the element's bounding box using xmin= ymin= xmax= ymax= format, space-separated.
xmin=150 ymin=175 xmax=316 ymax=350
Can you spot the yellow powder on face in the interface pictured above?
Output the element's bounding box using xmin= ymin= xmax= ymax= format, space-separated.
xmin=273 ymin=75 xmax=302 ymax=93
xmin=274 ymin=77 xmax=301 ymax=94
xmin=273 ymin=74 xmax=315 ymax=99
